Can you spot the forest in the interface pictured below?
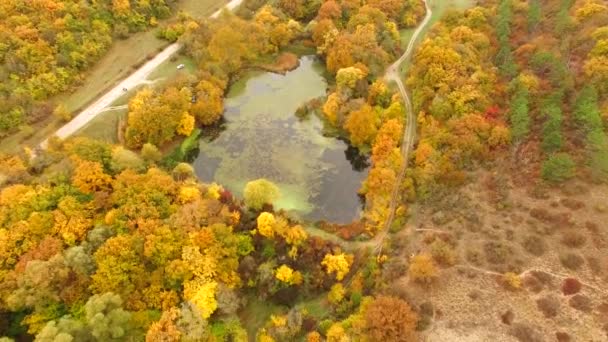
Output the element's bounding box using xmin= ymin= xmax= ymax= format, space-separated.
xmin=0 ymin=0 xmax=178 ymax=137
xmin=1 ymin=0 xmax=608 ymax=341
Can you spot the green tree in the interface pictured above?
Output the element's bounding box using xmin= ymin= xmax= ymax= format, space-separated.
xmin=528 ymin=0 xmax=541 ymax=32
xmin=243 ymin=179 xmax=280 ymax=210
xmin=509 ymin=83 xmax=530 ymax=143
xmin=541 ymin=153 xmax=576 ymax=183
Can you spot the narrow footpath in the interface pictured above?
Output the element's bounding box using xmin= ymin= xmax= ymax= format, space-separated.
xmin=305 ymin=0 xmax=434 ymax=252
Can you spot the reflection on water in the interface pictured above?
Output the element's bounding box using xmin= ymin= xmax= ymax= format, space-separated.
xmin=192 ymin=56 xmax=369 ymax=223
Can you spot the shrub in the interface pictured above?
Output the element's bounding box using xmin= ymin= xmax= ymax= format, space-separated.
xmin=430 ymin=239 xmax=457 ymax=266
xmin=555 ymin=332 xmax=570 ymax=342
xmin=561 ymin=278 xmax=582 ymax=295
xmin=536 ymin=295 xmax=560 ymax=318
xmin=364 ymin=296 xmax=418 ymax=341
xmin=569 ymin=294 xmax=592 ymax=312
xmin=408 ymin=254 xmax=438 ymax=284
xmin=243 ymin=179 xmax=280 ymax=211
xmin=560 ymin=231 xmax=586 ymax=248
xmin=541 ymin=153 xmax=576 ymax=183
xmin=560 ymin=253 xmax=584 ymax=270
xmin=503 ymin=272 xmax=522 ymax=290
xmin=522 ymin=235 xmax=546 ymax=256
xmin=509 ymin=323 xmax=544 ymax=342
xmin=141 ymin=143 xmax=162 ymax=162
xmin=484 ymin=241 xmax=511 ymax=264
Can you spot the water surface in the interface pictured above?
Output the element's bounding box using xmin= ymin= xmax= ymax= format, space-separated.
xmin=193 ymin=56 xmax=369 ymax=223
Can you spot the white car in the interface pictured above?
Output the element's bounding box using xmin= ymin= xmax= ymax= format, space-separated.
xmin=177 ymin=64 xmax=185 ymax=70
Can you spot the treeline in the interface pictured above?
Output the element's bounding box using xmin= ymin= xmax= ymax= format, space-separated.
xmin=495 ymin=0 xmax=608 ymax=183
xmin=312 ymin=0 xmax=424 ymax=234
xmin=0 ymin=134 xmax=426 ymax=341
xmin=0 ymin=136 xmax=352 ymax=340
xmin=123 ymin=5 xmax=303 ymax=148
xmin=0 ymin=0 xmax=178 ymax=137
xmin=406 ymin=6 xmax=510 ymax=196
xmin=123 ymin=0 xmax=426 ymax=236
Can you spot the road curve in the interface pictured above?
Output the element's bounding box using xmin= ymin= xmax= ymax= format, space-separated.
xmin=40 ymin=0 xmax=244 ymax=148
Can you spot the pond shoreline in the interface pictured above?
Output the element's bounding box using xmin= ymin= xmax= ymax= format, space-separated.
xmin=192 ymin=56 xmax=369 ymax=224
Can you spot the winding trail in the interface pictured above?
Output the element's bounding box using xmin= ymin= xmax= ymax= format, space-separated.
xmin=373 ymin=0 xmax=433 ymax=252
xmin=39 ymin=0 xmax=244 ymax=148
xmin=306 ymin=0 xmax=433 ymax=252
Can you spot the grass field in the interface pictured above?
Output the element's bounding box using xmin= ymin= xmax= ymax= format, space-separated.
xmin=74 ymin=108 xmax=127 ymax=144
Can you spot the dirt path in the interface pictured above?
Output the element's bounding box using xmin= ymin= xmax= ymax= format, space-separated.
xmin=40 ymin=0 xmax=244 ymax=148
xmin=305 ymin=1 xmax=433 ymax=252
xmin=373 ymin=0 xmax=433 ymax=252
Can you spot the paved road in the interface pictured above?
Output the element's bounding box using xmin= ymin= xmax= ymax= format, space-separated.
xmin=40 ymin=0 xmax=244 ymax=148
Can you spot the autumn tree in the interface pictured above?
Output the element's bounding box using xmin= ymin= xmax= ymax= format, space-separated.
xmin=72 ymin=158 xmax=112 ymax=194
xmin=364 ymin=296 xmax=418 ymax=341
xmin=244 ymin=179 xmax=280 ymax=210
xmin=322 ymin=253 xmax=353 ymax=281
xmin=126 ymin=87 xmax=191 ymax=148
xmin=345 ymin=104 xmax=378 ymax=148
xmin=408 ymin=254 xmax=438 ymax=284
xmin=191 ymin=80 xmax=224 ymax=126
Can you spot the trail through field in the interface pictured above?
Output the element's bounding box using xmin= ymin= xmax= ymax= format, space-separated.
xmin=40 ymin=0 xmax=244 ymax=148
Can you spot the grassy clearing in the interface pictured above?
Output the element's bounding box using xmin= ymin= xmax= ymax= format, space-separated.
xmin=0 ymin=121 xmax=62 ymax=154
xmin=55 ymin=31 xmax=169 ymax=114
xmin=239 ymin=296 xmax=284 ymax=338
xmin=74 ymin=108 xmax=127 ymax=144
xmin=297 ymin=295 xmax=331 ymax=321
xmin=179 ymin=0 xmax=231 ymax=18
xmin=148 ymin=54 xmax=197 ymax=81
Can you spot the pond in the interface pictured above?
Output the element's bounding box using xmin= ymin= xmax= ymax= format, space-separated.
xmin=192 ymin=56 xmax=369 ymax=223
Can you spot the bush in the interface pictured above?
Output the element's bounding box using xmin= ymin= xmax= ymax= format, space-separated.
xmin=509 ymin=323 xmax=544 ymax=342
xmin=569 ymin=294 xmax=592 ymax=312
xmin=484 ymin=241 xmax=511 ymax=264
xmin=141 ymin=143 xmax=162 ymax=162
xmin=541 ymin=153 xmax=576 ymax=183
xmin=522 ymin=235 xmax=546 ymax=256
xmin=243 ymin=179 xmax=280 ymax=211
xmin=536 ymin=295 xmax=560 ymax=318
xmin=364 ymin=296 xmax=419 ymax=341
xmin=408 ymin=254 xmax=438 ymax=284
xmin=561 ymin=278 xmax=582 ymax=295
xmin=430 ymin=239 xmax=456 ymax=266
xmin=503 ymin=272 xmax=522 ymax=290
xmin=560 ymin=253 xmax=584 ymax=270
xmin=560 ymin=231 xmax=586 ymax=248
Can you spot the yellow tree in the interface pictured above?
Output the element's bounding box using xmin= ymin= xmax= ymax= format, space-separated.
xmin=71 ymin=158 xmax=112 ymax=193
xmin=177 ymin=113 xmax=195 ymax=136
xmin=192 ymin=80 xmax=224 ymax=126
xmin=256 ymin=212 xmax=276 ymax=239
xmin=274 ymin=264 xmax=303 ymax=285
xmin=183 ymin=280 xmax=217 ymax=319
xmin=345 ymin=104 xmax=378 ymax=148
xmin=321 ymin=253 xmax=353 ymax=281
